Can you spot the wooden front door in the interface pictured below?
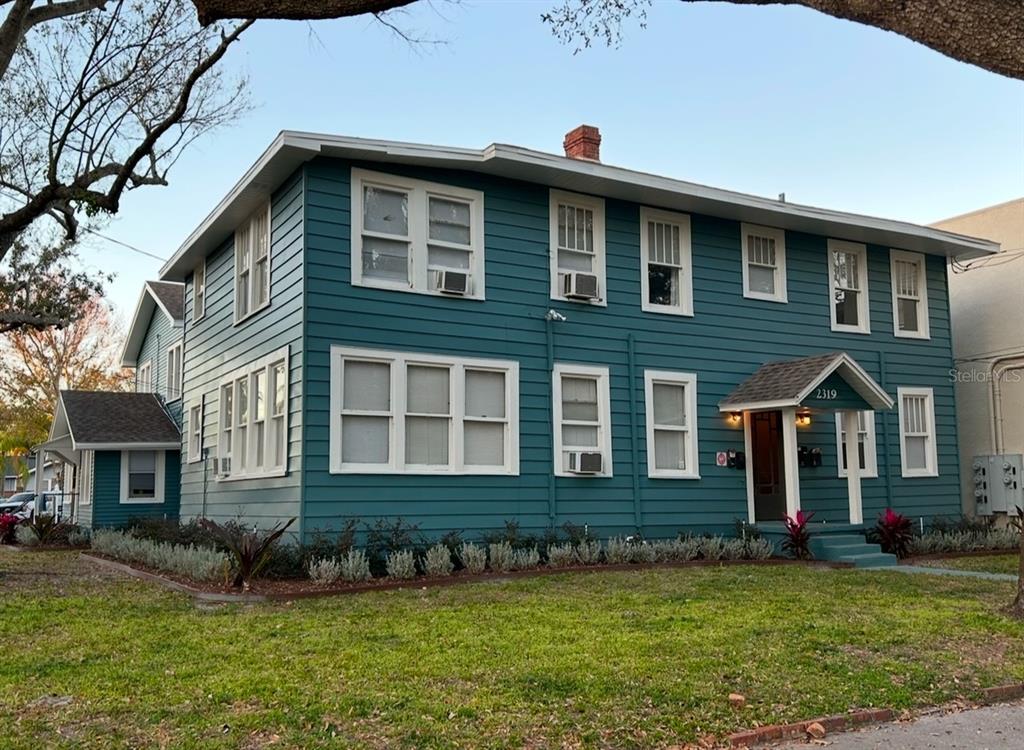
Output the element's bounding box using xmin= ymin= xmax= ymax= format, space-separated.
xmin=750 ymin=410 xmax=786 ymax=522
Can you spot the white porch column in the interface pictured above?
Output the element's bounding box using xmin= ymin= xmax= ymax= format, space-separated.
xmin=781 ymin=407 xmax=801 ymax=517
xmin=842 ymin=410 xmax=863 ymax=525
xmin=33 ymin=450 xmax=45 ymax=516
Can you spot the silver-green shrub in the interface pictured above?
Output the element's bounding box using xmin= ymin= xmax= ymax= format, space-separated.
xmin=15 ymin=524 xmax=38 ymax=546
xmin=67 ymin=527 xmax=91 ymax=547
xmin=458 ymin=542 xmax=487 ymax=574
xmin=721 ymin=538 xmax=747 ymax=560
xmin=907 ymin=528 xmax=1020 ymax=556
xmin=386 ymin=549 xmax=417 ymax=579
xmin=547 ymin=542 xmax=576 ymax=568
xmin=698 ymin=535 xmax=726 ymax=561
xmin=633 ymin=541 xmax=657 ymax=564
xmin=605 ymin=536 xmax=635 ymax=564
xmin=306 ymin=556 xmax=342 ymax=586
xmin=422 ymin=544 xmax=454 ymax=577
xmin=91 ymin=529 xmax=227 ymax=582
xmin=339 ymin=549 xmax=372 ymax=583
xmin=511 ymin=546 xmax=540 ymax=570
xmin=574 ymin=540 xmax=602 ymax=565
xmin=488 ymin=541 xmax=514 ymax=572
xmin=744 ymin=538 xmax=774 ymax=560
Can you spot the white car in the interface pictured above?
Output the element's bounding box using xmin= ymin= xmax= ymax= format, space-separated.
xmin=0 ymin=491 xmax=35 ymax=520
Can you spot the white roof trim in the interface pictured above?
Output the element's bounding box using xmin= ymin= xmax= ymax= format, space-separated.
xmin=74 ymin=442 xmax=180 ymax=451
xmin=159 ymin=131 xmax=1000 ymax=279
xmin=120 ymin=282 xmax=183 ymax=368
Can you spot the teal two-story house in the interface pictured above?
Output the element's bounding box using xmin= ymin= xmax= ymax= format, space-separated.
xmin=43 ymin=127 xmax=998 ymax=544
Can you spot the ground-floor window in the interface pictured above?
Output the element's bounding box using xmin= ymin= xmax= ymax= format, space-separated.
xmin=217 ymin=347 xmax=289 ymax=480
xmin=79 ymin=451 xmax=93 ymax=506
xmin=898 ymin=387 xmax=938 ymax=477
xmin=644 ymin=370 xmax=699 ymax=479
xmin=835 ymin=410 xmax=878 ymax=478
xmin=119 ymin=450 xmax=165 ymax=504
xmin=330 ymin=346 xmax=519 ymax=475
xmin=553 ymin=363 xmax=612 ymax=477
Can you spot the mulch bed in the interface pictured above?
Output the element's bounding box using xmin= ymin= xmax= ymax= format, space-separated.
xmin=82 ymin=552 xmax=851 ymax=604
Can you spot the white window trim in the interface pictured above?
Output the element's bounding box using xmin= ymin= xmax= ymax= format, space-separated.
xmin=549 ymin=189 xmax=607 ymax=306
xmin=640 ymin=207 xmax=693 ymax=316
xmin=193 ymin=259 xmax=206 ymax=323
xmin=234 ymin=202 xmax=272 ymax=325
xmin=329 ymin=346 xmax=519 ymax=475
xmin=166 ymin=341 xmax=183 ymax=402
xmin=217 ymin=346 xmax=289 ymax=481
xmin=644 ymin=369 xmax=700 ymax=479
xmin=835 ymin=410 xmax=878 ymax=479
xmin=741 ymin=223 xmax=788 ymax=303
xmin=79 ymin=450 xmax=93 ymax=506
xmin=828 ymin=238 xmax=871 ymax=334
xmin=552 ymin=362 xmax=613 ymax=477
xmin=890 ymin=249 xmax=930 ymax=340
xmin=351 ymin=168 xmax=486 ymax=300
xmin=898 ymin=386 xmax=939 ymax=478
xmin=137 ymin=360 xmax=152 ymax=393
xmin=188 ymin=402 xmax=203 ymax=464
xmin=119 ymin=450 xmax=166 ymax=504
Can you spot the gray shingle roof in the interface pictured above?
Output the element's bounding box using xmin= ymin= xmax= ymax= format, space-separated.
xmin=61 ymin=391 xmax=180 ymax=445
xmin=719 ymin=352 xmax=846 ymax=409
xmin=147 ymin=281 xmax=184 ymax=321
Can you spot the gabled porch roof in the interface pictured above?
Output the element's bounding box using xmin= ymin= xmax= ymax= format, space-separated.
xmin=47 ymin=391 xmax=181 ymax=452
xmin=718 ymin=352 xmax=893 ymax=412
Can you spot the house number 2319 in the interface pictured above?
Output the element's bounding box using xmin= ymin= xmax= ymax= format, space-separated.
xmin=815 ymin=387 xmax=838 ymax=400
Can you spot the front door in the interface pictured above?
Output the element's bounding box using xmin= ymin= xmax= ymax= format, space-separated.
xmin=750 ymin=410 xmax=786 ymax=522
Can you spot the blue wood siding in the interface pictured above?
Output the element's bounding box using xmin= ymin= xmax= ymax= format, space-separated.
xmin=135 ymin=307 xmax=184 ymax=426
xmin=299 ymin=158 xmax=961 ymax=541
xmin=85 ymin=450 xmax=180 ymax=529
xmin=178 ymin=170 xmax=305 ymax=532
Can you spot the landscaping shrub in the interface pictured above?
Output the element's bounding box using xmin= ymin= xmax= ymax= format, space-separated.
xmin=422 ymin=544 xmax=454 ymax=577
xmin=929 ymin=514 xmax=994 ymax=536
xmin=15 ymin=524 xmax=38 ymax=546
xmin=125 ymin=517 xmax=220 ymax=549
xmin=574 ymin=539 xmax=602 ymax=565
xmin=633 ymin=541 xmax=657 ymax=564
xmin=743 ymin=538 xmax=774 ymax=560
xmin=0 ymin=513 xmax=18 ymax=544
xmin=91 ymin=529 xmax=227 ymax=582
xmin=908 ymin=528 xmax=1019 ymax=556
xmin=782 ymin=510 xmax=815 ymax=560
xmin=488 ymin=541 xmax=514 ymax=572
xmin=438 ymin=529 xmax=465 ymax=560
xmin=697 ymin=535 xmax=727 ymax=561
xmin=339 ymin=549 xmax=372 ymax=583
xmin=483 ymin=519 xmax=539 ymax=550
xmin=511 ymin=546 xmax=541 ymax=571
xmin=605 ymin=536 xmax=635 ymax=564
xmin=365 ymin=517 xmax=426 ymax=573
xmin=386 ymin=549 xmax=417 ymax=580
xmin=458 ymin=542 xmax=487 ymax=574
xmin=547 ymin=542 xmax=576 ymax=568
xmin=734 ymin=518 xmax=762 ymax=541
xmin=67 ymin=527 xmax=91 ymax=547
xmin=720 ymin=538 xmax=747 ymax=560
xmin=306 ymin=557 xmax=342 ymax=586
xmin=562 ymin=521 xmax=596 ymax=545
xmin=198 ymin=517 xmax=295 ymax=590
xmin=22 ymin=514 xmax=71 ymax=546
xmin=870 ymin=508 xmax=914 ymax=558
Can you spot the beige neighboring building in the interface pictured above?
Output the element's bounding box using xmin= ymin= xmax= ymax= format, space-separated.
xmin=933 ymin=198 xmax=1024 ymax=516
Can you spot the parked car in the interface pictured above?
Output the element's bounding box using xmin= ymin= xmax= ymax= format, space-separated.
xmin=0 ymin=491 xmax=35 ymax=520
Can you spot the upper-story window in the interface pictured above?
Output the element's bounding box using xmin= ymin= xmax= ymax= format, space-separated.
xmin=640 ymin=207 xmax=692 ymax=316
xmin=234 ymin=203 xmax=271 ymax=324
xmin=741 ymin=224 xmax=787 ymax=303
xmin=828 ymin=239 xmax=870 ymax=334
xmin=137 ymin=360 xmax=152 ymax=393
xmin=193 ymin=260 xmax=206 ymax=323
xmin=890 ymin=249 xmax=929 ymax=339
xmin=166 ymin=341 xmax=183 ymax=401
xmin=550 ymin=190 xmax=606 ymax=305
xmin=351 ymin=169 xmax=485 ymax=300
xmin=217 ymin=347 xmax=289 ymax=480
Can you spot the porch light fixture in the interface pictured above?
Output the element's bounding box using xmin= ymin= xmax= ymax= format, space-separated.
xmin=796 ymin=411 xmax=812 ymax=427
xmin=727 ymin=412 xmax=742 ymax=425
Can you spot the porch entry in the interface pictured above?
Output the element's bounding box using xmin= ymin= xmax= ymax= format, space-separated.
xmin=719 ymin=352 xmax=895 ymax=525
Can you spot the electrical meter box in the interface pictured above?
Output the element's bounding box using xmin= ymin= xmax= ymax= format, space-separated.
xmin=971 ymin=454 xmax=1023 ymax=516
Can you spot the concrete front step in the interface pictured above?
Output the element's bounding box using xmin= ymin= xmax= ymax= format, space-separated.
xmin=836 ymin=552 xmax=899 ymax=568
xmin=816 ymin=542 xmax=883 ymax=558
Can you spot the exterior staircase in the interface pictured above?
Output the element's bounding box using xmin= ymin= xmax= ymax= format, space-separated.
xmin=760 ymin=523 xmax=898 ymax=568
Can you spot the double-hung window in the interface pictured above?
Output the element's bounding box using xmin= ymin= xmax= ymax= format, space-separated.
xmin=550 ymin=190 xmax=606 ymax=304
xmin=120 ymin=450 xmax=165 ymax=504
xmin=741 ymin=224 xmax=787 ymax=303
xmin=330 ymin=346 xmax=518 ymax=474
xmin=351 ymin=169 xmax=485 ymax=299
xmin=640 ymin=207 xmax=692 ymax=315
xmin=193 ymin=260 xmax=206 ymax=322
xmin=552 ymin=363 xmax=612 ymax=476
xmin=137 ymin=360 xmax=152 ymax=393
xmin=234 ymin=203 xmax=271 ymax=323
xmin=166 ymin=342 xmax=183 ymax=401
xmin=890 ymin=249 xmax=929 ymax=339
xmin=644 ymin=370 xmax=699 ymax=478
xmin=835 ymin=411 xmax=878 ymax=478
xmin=188 ymin=403 xmax=203 ymax=464
xmin=898 ymin=387 xmax=938 ymax=477
xmin=828 ymin=239 xmax=870 ymax=333
xmin=217 ymin=347 xmax=289 ymax=479
xmin=79 ymin=451 xmax=93 ymax=506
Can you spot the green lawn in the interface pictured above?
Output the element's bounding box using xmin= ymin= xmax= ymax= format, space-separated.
xmin=918 ymin=553 xmax=1021 ymax=576
xmin=2 ymin=550 xmax=1023 ymax=749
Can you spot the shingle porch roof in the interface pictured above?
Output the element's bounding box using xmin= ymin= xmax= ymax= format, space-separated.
xmin=57 ymin=391 xmax=181 ymax=449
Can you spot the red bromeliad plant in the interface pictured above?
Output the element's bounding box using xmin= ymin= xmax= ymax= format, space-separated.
xmin=782 ymin=510 xmax=815 ymax=560
xmin=0 ymin=513 xmax=18 ymax=544
xmin=872 ymin=508 xmax=914 ymax=559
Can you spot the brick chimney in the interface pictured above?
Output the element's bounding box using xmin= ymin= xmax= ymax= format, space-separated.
xmin=563 ymin=125 xmax=601 ymax=162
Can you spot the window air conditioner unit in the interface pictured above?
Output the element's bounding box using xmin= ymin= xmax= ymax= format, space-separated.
xmin=218 ymin=457 xmax=231 ymax=476
xmin=435 ymin=270 xmax=469 ymax=295
xmin=563 ymin=272 xmax=599 ymax=301
xmin=566 ymin=451 xmax=603 ymax=474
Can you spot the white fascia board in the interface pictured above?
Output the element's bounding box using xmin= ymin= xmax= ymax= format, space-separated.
xmin=73 ymin=442 xmax=181 ymax=451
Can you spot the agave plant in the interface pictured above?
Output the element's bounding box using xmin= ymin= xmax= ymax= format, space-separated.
xmin=782 ymin=510 xmax=815 ymax=560
xmin=870 ymin=508 xmax=914 ymax=559
xmin=199 ymin=517 xmax=295 ymax=590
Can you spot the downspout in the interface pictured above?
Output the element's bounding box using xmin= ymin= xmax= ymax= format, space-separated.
xmin=544 ymin=312 xmax=560 ymax=523
xmin=878 ymin=351 xmax=893 ymax=509
xmin=990 ymin=354 xmax=1024 ymax=454
xmin=626 ymin=333 xmax=641 ymax=531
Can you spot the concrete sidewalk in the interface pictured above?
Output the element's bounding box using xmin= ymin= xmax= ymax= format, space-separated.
xmin=781 ymin=701 xmax=1024 ymax=749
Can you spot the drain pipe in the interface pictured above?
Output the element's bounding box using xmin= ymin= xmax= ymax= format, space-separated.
xmin=545 ymin=310 xmax=566 ymax=523
xmin=990 ymin=354 xmax=1024 ymax=454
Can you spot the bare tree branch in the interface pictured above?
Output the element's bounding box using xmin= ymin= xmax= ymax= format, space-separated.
xmin=192 ymin=0 xmax=414 ymax=25
xmin=0 ymin=0 xmax=107 ymax=78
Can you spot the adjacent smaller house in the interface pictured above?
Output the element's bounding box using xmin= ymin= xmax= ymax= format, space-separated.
xmin=34 ymin=391 xmax=181 ymax=528
xmin=120 ymin=280 xmax=186 ymax=422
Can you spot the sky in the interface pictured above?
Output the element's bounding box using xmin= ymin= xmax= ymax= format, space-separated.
xmin=75 ymin=0 xmax=1024 ymax=321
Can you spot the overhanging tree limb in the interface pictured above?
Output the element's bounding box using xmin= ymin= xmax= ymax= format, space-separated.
xmin=0 ymin=0 xmax=108 ymax=78
xmin=192 ymin=0 xmax=414 ymax=25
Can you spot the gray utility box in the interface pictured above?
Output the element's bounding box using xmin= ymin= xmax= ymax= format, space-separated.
xmin=972 ymin=454 xmax=1023 ymax=516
